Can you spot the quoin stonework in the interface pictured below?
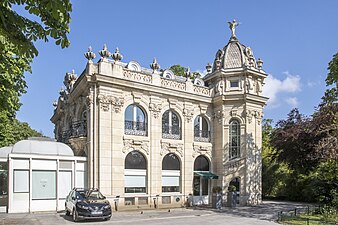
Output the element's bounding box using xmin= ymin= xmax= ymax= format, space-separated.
xmin=51 ymin=23 xmax=268 ymax=209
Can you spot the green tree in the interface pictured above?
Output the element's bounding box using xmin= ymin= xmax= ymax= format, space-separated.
xmin=322 ymin=52 xmax=338 ymax=104
xmin=0 ymin=110 xmax=43 ymax=148
xmin=167 ymin=64 xmax=201 ymax=79
xmin=0 ymin=0 xmax=72 ymax=116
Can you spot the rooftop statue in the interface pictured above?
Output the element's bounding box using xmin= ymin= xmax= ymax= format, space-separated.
xmin=228 ymin=20 xmax=239 ymax=37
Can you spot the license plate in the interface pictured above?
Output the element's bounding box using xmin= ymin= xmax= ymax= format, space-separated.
xmin=91 ymin=211 xmax=102 ymax=215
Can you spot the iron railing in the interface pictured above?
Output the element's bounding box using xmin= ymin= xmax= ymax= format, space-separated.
xmin=59 ymin=120 xmax=87 ymax=143
xmin=124 ymin=120 xmax=147 ymax=136
xmin=194 ymin=129 xmax=210 ymax=142
xmin=162 ymin=125 xmax=181 ymax=140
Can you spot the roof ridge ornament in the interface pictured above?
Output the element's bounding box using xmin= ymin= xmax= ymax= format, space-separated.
xmin=84 ymin=46 xmax=96 ymax=63
xmin=99 ymin=44 xmax=111 ymax=60
xmin=150 ymin=57 xmax=160 ymax=72
xmin=112 ymin=47 xmax=123 ymax=62
xmin=228 ymin=20 xmax=240 ymax=41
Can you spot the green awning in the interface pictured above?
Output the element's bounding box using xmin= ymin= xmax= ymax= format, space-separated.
xmin=194 ymin=172 xmax=219 ymax=179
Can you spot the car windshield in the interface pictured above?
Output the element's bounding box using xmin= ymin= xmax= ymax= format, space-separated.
xmin=86 ymin=190 xmax=105 ymax=200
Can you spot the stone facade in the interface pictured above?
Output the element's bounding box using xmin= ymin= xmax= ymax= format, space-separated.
xmin=51 ymin=26 xmax=268 ymax=209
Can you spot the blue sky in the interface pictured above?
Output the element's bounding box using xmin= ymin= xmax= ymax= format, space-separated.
xmin=16 ymin=0 xmax=338 ymax=137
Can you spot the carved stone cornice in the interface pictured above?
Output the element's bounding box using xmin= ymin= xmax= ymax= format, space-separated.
xmin=149 ymin=102 xmax=162 ymax=118
xmin=160 ymin=141 xmax=183 ymax=157
xmin=122 ymin=138 xmax=149 ymax=155
xmin=192 ymin=143 xmax=212 ymax=158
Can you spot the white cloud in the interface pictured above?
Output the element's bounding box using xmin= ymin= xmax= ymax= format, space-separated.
xmin=285 ymin=97 xmax=299 ymax=108
xmin=263 ymin=72 xmax=301 ymax=106
xmin=307 ymin=80 xmax=319 ymax=87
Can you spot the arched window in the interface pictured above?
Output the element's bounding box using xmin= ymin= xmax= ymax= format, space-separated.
xmin=125 ymin=104 xmax=147 ymax=136
xmin=193 ymin=155 xmax=210 ymax=196
xmin=229 ymin=119 xmax=240 ymax=160
xmin=124 ymin=151 xmax=147 ymax=193
xmin=194 ymin=116 xmax=210 ymax=142
xmin=162 ymin=110 xmax=181 ymax=139
xmin=162 ymin=153 xmax=180 ymax=192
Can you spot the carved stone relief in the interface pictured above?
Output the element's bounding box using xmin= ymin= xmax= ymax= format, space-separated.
xmin=214 ymin=109 xmax=226 ymax=124
xmin=149 ymin=102 xmax=162 ymax=118
xmin=122 ymin=138 xmax=149 ymax=155
xmin=97 ymin=94 xmax=124 ymax=113
xmin=193 ymin=144 xmax=212 ymax=158
xmin=183 ymin=107 xmax=194 ymax=123
xmin=160 ymin=141 xmax=183 ymax=157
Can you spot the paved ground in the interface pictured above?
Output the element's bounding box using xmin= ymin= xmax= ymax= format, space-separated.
xmin=0 ymin=201 xmax=311 ymax=225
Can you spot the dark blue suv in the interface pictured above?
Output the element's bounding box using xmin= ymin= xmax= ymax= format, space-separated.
xmin=65 ymin=188 xmax=112 ymax=222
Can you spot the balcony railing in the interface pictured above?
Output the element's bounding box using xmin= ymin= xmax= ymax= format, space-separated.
xmin=124 ymin=120 xmax=147 ymax=136
xmin=162 ymin=125 xmax=181 ymax=140
xmin=194 ymin=129 xmax=210 ymax=142
xmin=59 ymin=120 xmax=87 ymax=143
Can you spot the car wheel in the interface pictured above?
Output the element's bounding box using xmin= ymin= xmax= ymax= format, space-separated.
xmin=65 ymin=208 xmax=70 ymax=216
xmin=72 ymin=208 xmax=78 ymax=222
xmin=104 ymin=216 xmax=111 ymax=221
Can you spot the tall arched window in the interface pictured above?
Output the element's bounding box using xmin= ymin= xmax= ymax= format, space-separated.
xmin=194 ymin=116 xmax=210 ymax=142
xmin=229 ymin=119 xmax=240 ymax=160
xmin=162 ymin=153 xmax=180 ymax=192
xmin=162 ymin=110 xmax=181 ymax=139
xmin=193 ymin=155 xmax=209 ymax=196
xmin=124 ymin=151 xmax=147 ymax=193
xmin=125 ymin=104 xmax=147 ymax=136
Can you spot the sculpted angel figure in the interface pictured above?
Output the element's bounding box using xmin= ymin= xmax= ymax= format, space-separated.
xmin=228 ymin=20 xmax=239 ymax=37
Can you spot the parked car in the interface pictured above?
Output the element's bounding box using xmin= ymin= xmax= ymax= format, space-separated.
xmin=65 ymin=188 xmax=112 ymax=222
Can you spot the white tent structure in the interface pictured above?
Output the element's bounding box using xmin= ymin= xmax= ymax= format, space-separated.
xmin=0 ymin=138 xmax=87 ymax=213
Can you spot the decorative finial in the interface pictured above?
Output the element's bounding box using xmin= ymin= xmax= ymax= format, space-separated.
xmin=99 ymin=44 xmax=111 ymax=60
xmin=53 ymin=101 xmax=58 ymax=110
xmin=228 ymin=20 xmax=239 ymax=38
xmin=206 ymin=63 xmax=212 ymax=73
xmin=184 ymin=67 xmax=192 ymax=78
xmin=150 ymin=57 xmax=160 ymax=72
xmin=112 ymin=47 xmax=123 ymax=62
xmin=84 ymin=46 xmax=96 ymax=62
xmin=257 ymin=58 xmax=264 ymax=70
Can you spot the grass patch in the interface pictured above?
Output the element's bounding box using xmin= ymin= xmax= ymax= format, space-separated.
xmin=280 ymin=213 xmax=338 ymax=225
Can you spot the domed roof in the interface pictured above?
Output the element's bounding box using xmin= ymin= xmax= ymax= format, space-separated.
xmin=212 ymin=37 xmax=259 ymax=71
xmin=11 ymin=139 xmax=74 ymax=156
xmin=0 ymin=146 xmax=12 ymax=158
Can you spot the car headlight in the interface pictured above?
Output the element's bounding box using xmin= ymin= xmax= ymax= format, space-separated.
xmin=103 ymin=205 xmax=111 ymax=209
xmin=77 ymin=203 xmax=89 ymax=210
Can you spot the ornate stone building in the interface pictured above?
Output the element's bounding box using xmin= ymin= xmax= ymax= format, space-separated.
xmin=51 ymin=24 xmax=268 ymax=209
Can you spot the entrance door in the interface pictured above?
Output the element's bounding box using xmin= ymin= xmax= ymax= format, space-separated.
xmin=192 ymin=156 xmax=209 ymax=205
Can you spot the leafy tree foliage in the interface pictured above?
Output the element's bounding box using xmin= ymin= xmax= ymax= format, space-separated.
xmin=167 ymin=64 xmax=201 ymax=79
xmin=263 ymin=54 xmax=338 ymax=205
xmin=323 ymin=52 xmax=338 ymax=104
xmin=0 ymin=110 xmax=43 ymax=148
xmin=0 ymin=0 xmax=72 ymax=116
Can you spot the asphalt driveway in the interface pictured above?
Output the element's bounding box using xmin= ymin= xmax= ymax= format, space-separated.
xmin=0 ymin=201 xmax=311 ymax=225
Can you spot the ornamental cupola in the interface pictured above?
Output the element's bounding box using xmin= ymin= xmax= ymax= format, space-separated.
xmin=211 ymin=20 xmax=263 ymax=72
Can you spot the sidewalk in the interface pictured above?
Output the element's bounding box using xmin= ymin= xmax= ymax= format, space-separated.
xmin=0 ymin=201 xmax=312 ymax=225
